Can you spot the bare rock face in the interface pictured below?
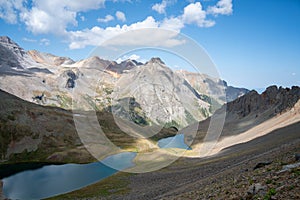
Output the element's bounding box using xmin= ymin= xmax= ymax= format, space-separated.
xmin=113 ymin=58 xmax=211 ymax=127
xmin=226 ymin=90 xmax=261 ymax=117
xmin=0 ymin=36 xmax=26 ymax=58
xmin=227 ymin=85 xmax=300 ymax=118
xmin=0 ymin=36 xmax=32 ymax=72
xmin=145 ymin=57 xmax=165 ymax=65
xmin=63 ymin=69 xmax=82 ymax=89
xmin=176 ymin=70 xmax=249 ymax=104
xmin=225 ymin=84 xmax=249 ymax=102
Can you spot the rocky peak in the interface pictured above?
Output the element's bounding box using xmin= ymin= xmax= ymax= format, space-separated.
xmin=0 ymin=36 xmax=38 ymax=73
xmin=86 ymin=56 xmax=106 ymax=64
xmin=262 ymin=85 xmax=278 ymax=101
xmin=0 ymin=36 xmax=26 ymax=58
xmin=146 ymin=57 xmax=165 ymax=65
xmin=131 ymin=59 xmax=143 ymax=66
xmin=119 ymin=60 xmax=136 ymax=69
xmin=0 ymin=36 xmax=18 ymax=45
xmin=75 ymin=56 xmax=111 ymax=69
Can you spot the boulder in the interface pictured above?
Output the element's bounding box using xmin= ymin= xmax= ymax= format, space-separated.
xmin=247 ymin=183 xmax=266 ymax=196
xmin=278 ymin=162 xmax=300 ymax=173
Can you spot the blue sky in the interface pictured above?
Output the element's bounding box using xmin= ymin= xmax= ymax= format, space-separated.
xmin=0 ymin=0 xmax=299 ymax=90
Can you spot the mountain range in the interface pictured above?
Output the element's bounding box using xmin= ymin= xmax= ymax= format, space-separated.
xmin=0 ymin=36 xmax=248 ymax=128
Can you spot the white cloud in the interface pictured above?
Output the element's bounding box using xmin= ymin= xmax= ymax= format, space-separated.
xmin=160 ymin=17 xmax=184 ymax=32
xmin=68 ymin=2 xmax=219 ymax=49
xmin=19 ymin=0 xmax=108 ymax=35
xmin=115 ymin=11 xmax=126 ymax=22
xmin=32 ymin=0 xmax=107 ymax=13
xmin=97 ymin=15 xmax=114 ymax=23
xmin=22 ymin=37 xmax=37 ymax=43
xmin=0 ymin=0 xmax=26 ymax=24
xmin=69 ymin=16 xmax=158 ymax=49
xmin=127 ymin=54 xmax=141 ymax=61
xmin=152 ymin=0 xmax=168 ymax=14
xmin=152 ymin=0 xmax=177 ymax=14
xmin=116 ymin=54 xmax=142 ymax=63
xmin=182 ymin=2 xmax=215 ymax=27
xmin=39 ymin=38 xmax=50 ymax=46
xmin=20 ymin=7 xmax=77 ymax=35
xmin=68 ymin=16 xmax=186 ymax=49
xmin=207 ymin=0 xmax=233 ymax=16
xmin=15 ymin=0 xmax=131 ymax=35
xmin=103 ymin=28 xmax=185 ymax=47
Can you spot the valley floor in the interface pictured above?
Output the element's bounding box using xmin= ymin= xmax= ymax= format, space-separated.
xmin=49 ymin=122 xmax=300 ymax=200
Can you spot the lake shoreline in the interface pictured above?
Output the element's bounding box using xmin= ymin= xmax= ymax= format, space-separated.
xmin=0 ymin=162 xmax=70 ymax=179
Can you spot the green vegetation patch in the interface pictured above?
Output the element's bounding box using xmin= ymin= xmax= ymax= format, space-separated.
xmin=47 ymin=172 xmax=132 ymax=200
xmin=263 ymin=188 xmax=276 ymax=200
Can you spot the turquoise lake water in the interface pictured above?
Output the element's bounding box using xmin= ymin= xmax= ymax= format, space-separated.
xmin=158 ymin=134 xmax=191 ymax=150
xmin=3 ymin=152 xmax=136 ymax=200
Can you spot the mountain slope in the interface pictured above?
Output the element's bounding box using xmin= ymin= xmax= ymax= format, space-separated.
xmin=183 ymin=85 xmax=300 ymax=154
xmin=0 ymin=89 xmax=178 ymax=163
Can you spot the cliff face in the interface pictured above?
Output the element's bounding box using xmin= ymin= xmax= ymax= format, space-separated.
xmin=227 ymin=86 xmax=300 ymax=118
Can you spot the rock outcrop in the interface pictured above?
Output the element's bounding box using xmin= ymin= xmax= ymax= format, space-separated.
xmin=227 ymin=85 xmax=300 ymax=118
xmin=63 ymin=69 xmax=82 ymax=89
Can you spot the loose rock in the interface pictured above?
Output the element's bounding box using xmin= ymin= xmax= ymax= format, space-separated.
xmin=253 ymin=161 xmax=272 ymax=170
xmin=295 ymin=153 xmax=300 ymax=161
